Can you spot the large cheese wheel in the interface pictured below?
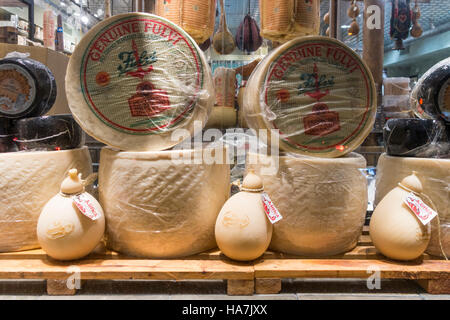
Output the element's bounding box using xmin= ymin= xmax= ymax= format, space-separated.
xmin=66 ymin=13 xmax=214 ymax=151
xmin=410 ymin=57 xmax=450 ymax=123
xmin=0 ymin=147 xmax=92 ymax=252
xmin=99 ymin=146 xmax=230 ymax=258
xmin=375 ymin=154 xmax=450 ymax=258
xmin=246 ymin=152 xmax=367 ymax=256
xmin=244 ymin=36 xmax=376 ymax=158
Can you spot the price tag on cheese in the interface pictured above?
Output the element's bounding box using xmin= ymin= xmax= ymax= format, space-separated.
xmin=403 ymin=192 xmax=438 ymax=225
xmin=73 ymin=193 xmax=101 ymax=221
xmin=261 ymin=192 xmax=283 ymax=224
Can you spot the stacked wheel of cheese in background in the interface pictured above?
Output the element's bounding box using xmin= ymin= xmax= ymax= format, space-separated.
xmin=376 ymin=58 xmax=450 ymax=258
xmin=0 ymin=55 xmax=93 ymax=252
xmin=66 ymin=13 xmax=229 ymax=258
xmin=243 ymin=36 xmax=377 ymax=256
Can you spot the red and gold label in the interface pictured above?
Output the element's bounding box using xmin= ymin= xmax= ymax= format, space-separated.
xmin=262 ymin=38 xmax=375 ymax=154
xmin=79 ymin=15 xmax=204 ymax=135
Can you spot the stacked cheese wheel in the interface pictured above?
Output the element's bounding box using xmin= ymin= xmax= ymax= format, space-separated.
xmin=410 ymin=57 xmax=450 ymax=123
xmin=99 ymin=146 xmax=230 ymax=258
xmin=66 ymin=13 xmax=214 ymax=152
xmin=0 ymin=147 xmax=92 ymax=252
xmin=206 ymin=67 xmax=237 ymax=128
xmin=241 ymin=36 xmax=375 ymax=256
xmin=66 ymin=13 xmax=230 ymax=258
xmin=246 ymin=152 xmax=368 ymax=256
xmin=244 ymin=36 xmax=377 ymax=158
xmin=376 ymin=154 xmax=450 ymax=258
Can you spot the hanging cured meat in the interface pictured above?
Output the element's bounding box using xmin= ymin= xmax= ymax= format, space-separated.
xmin=390 ymin=0 xmax=412 ymax=50
xmin=235 ymin=0 xmax=263 ymax=52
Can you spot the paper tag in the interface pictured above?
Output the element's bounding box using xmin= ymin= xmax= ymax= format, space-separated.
xmin=403 ymin=192 xmax=438 ymax=225
xmin=73 ymin=193 xmax=101 ymax=221
xmin=261 ymin=192 xmax=283 ymax=224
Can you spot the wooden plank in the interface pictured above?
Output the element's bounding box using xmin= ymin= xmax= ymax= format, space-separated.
xmin=416 ymin=279 xmax=450 ymax=294
xmin=358 ymin=234 xmax=373 ymax=246
xmin=255 ymin=278 xmax=281 ymax=294
xmin=254 ymin=259 xmax=450 ymax=280
xmin=46 ymin=279 xmax=77 ymax=296
xmin=0 ymin=257 xmax=254 ymax=281
xmin=227 ymin=279 xmax=254 ymax=296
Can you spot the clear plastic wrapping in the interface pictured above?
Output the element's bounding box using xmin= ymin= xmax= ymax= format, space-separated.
xmin=0 ymin=147 xmax=92 ymax=252
xmin=375 ymin=153 xmax=450 ymax=257
xmin=410 ymin=57 xmax=450 ymax=122
xmin=98 ymin=145 xmax=230 ymax=258
xmin=383 ymin=118 xmax=450 ymax=158
xmin=66 ymin=13 xmax=214 ymax=152
xmin=243 ymin=36 xmax=377 ymax=158
xmin=246 ymin=151 xmax=368 ymax=256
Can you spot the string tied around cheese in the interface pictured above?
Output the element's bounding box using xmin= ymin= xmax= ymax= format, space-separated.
xmin=397 ymin=177 xmax=448 ymax=261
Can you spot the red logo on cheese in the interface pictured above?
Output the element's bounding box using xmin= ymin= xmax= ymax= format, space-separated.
xmin=95 ymin=71 xmax=110 ymax=86
xmin=302 ymin=64 xmax=340 ymax=136
xmin=276 ymin=89 xmax=290 ymax=102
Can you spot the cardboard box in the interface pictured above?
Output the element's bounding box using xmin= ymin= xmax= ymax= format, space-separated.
xmin=0 ymin=43 xmax=70 ymax=115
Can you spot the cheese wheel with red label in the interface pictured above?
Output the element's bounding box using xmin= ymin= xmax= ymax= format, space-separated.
xmin=66 ymin=13 xmax=214 ymax=151
xmin=244 ymin=36 xmax=376 ymax=157
xmin=246 ymin=151 xmax=367 ymax=256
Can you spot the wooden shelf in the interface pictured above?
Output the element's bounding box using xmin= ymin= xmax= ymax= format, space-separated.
xmin=0 ymin=228 xmax=448 ymax=295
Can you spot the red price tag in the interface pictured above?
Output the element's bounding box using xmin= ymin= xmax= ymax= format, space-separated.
xmin=403 ymin=193 xmax=437 ymax=225
xmin=73 ymin=194 xmax=101 ymax=221
xmin=261 ymin=192 xmax=283 ymax=224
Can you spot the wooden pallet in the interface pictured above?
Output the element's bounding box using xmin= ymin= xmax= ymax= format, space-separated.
xmin=0 ymin=227 xmax=448 ymax=295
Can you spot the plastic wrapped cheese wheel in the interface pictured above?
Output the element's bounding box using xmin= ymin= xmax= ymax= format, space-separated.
xmin=244 ymin=36 xmax=376 ymax=158
xmin=99 ymin=145 xmax=230 ymax=258
xmin=0 ymin=56 xmax=56 ymax=119
xmin=375 ymin=154 xmax=450 ymax=258
xmin=246 ymin=152 xmax=367 ymax=256
xmin=0 ymin=147 xmax=93 ymax=252
xmin=410 ymin=57 xmax=450 ymax=123
xmin=66 ymin=13 xmax=214 ymax=151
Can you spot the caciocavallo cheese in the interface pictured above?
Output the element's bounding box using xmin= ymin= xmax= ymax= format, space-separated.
xmin=246 ymin=151 xmax=367 ymax=256
xmin=0 ymin=147 xmax=92 ymax=252
xmin=244 ymin=36 xmax=376 ymax=158
xmin=66 ymin=13 xmax=214 ymax=151
xmin=98 ymin=146 xmax=230 ymax=258
xmin=375 ymin=153 xmax=450 ymax=258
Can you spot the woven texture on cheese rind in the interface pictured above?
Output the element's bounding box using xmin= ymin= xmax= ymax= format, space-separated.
xmin=66 ymin=13 xmax=214 ymax=152
xmin=98 ymin=146 xmax=230 ymax=258
xmin=376 ymin=154 xmax=450 ymax=258
xmin=246 ymin=152 xmax=367 ymax=256
xmin=155 ymin=0 xmax=215 ymax=44
xmin=259 ymin=0 xmax=320 ymax=42
xmin=0 ymin=147 xmax=92 ymax=252
xmin=243 ymin=36 xmax=376 ymax=158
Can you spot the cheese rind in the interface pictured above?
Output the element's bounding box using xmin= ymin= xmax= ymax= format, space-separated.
xmin=66 ymin=13 xmax=214 ymax=151
xmin=375 ymin=153 xmax=450 ymax=257
xmin=246 ymin=152 xmax=367 ymax=256
xmin=410 ymin=57 xmax=450 ymax=123
xmin=0 ymin=147 xmax=93 ymax=252
xmin=244 ymin=36 xmax=376 ymax=157
xmin=99 ymin=146 xmax=230 ymax=258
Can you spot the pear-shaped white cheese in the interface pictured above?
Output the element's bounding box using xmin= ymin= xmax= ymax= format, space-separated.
xmin=370 ymin=172 xmax=431 ymax=261
xmin=37 ymin=169 xmax=105 ymax=260
xmin=215 ymin=172 xmax=272 ymax=261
